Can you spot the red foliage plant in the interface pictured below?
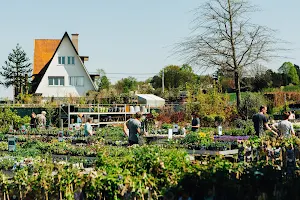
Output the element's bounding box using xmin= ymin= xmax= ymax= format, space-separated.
xmin=156 ymin=114 xmax=172 ymax=124
xmin=264 ymin=92 xmax=300 ymax=106
xmin=170 ymin=112 xmax=185 ymax=123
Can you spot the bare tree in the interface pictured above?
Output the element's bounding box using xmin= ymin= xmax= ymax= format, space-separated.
xmin=174 ymin=0 xmax=284 ymax=109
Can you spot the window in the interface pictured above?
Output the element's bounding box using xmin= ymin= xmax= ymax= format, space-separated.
xmin=48 ymin=76 xmax=64 ymax=86
xmin=58 ymin=56 xmax=65 ymax=64
xmin=69 ymin=76 xmax=84 ymax=86
xmin=67 ymin=56 xmax=75 ymax=65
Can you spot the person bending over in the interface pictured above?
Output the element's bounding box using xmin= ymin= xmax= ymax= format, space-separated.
xmin=123 ymin=112 xmax=142 ymax=146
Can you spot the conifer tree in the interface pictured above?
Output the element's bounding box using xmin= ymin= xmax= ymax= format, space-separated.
xmin=0 ymin=44 xmax=32 ymax=98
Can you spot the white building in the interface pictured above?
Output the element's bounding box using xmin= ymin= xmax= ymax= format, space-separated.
xmin=32 ymin=32 xmax=97 ymax=98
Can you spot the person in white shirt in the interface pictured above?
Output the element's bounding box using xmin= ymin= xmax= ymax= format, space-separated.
xmin=36 ymin=111 xmax=47 ymax=128
xmin=272 ymin=112 xmax=295 ymax=137
xmin=288 ymin=110 xmax=296 ymax=120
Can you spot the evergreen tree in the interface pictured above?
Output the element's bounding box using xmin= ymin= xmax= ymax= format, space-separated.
xmin=0 ymin=44 xmax=32 ymax=98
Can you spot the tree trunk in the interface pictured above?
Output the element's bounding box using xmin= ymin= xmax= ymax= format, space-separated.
xmin=234 ymin=71 xmax=241 ymax=110
xmin=25 ymin=74 xmax=28 ymax=94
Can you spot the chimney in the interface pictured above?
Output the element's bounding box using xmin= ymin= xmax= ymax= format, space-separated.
xmin=71 ymin=33 xmax=79 ymax=52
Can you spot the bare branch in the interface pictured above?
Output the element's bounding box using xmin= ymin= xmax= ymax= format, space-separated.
xmin=172 ymin=0 xmax=289 ymax=108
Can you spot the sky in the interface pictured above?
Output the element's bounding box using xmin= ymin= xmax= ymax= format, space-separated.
xmin=0 ymin=0 xmax=300 ymax=99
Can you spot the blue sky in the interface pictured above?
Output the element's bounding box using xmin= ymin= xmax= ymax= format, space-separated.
xmin=0 ymin=0 xmax=300 ymax=99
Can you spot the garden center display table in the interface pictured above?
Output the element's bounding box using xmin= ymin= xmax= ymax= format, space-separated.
xmin=187 ymin=149 xmax=238 ymax=156
xmin=144 ymin=134 xmax=185 ymax=144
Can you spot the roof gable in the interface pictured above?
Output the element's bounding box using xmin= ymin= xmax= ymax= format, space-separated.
xmin=32 ymin=32 xmax=96 ymax=93
xmin=33 ymin=39 xmax=60 ymax=75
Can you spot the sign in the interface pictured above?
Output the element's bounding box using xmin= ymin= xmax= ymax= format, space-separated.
xmin=168 ymin=129 xmax=173 ymax=140
xmin=218 ymin=125 xmax=222 ymax=136
xmin=58 ymin=131 xmax=64 ymax=142
xmin=8 ymin=137 xmax=16 ymax=152
xmin=172 ymin=124 xmax=179 ymax=134
xmin=21 ymin=125 xmax=26 ymax=134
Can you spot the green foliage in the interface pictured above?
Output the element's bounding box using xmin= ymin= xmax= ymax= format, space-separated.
xmin=279 ymin=62 xmax=299 ymax=85
xmin=115 ymin=76 xmax=138 ymax=93
xmin=288 ymin=64 xmax=299 ymax=85
xmin=231 ymin=119 xmax=255 ymax=135
xmin=43 ymin=103 xmax=57 ymax=126
xmin=223 ymin=128 xmax=245 ymax=136
xmin=238 ymin=92 xmax=266 ymax=119
xmin=95 ymin=69 xmax=111 ymax=91
xmin=282 ymin=85 xmax=300 ymax=92
xmin=181 ymin=132 xmax=213 ymax=147
xmin=161 ymin=123 xmax=173 ymax=129
xmin=0 ymin=44 xmax=32 ymax=98
xmin=17 ymin=93 xmax=33 ymax=104
xmin=186 ymin=87 xmax=236 ymax=124
xmin=0 ymin=107 xmax=30 ymax=132
xmin=202 ymin=115 xmax=215 ymax=127
xmin=151 ymin=64 xmax=198 ymax=91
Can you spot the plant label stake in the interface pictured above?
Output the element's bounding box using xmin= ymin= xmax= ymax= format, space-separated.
xmin=8 ymin=136 xmax=16 ymax=152
xmin=182 ymin=127 xmax=186 ymax=136
xmin=168 ymin=129 xmax=173 ymax=140
xmin=58 ymin=131 xmax=64 ymax=142
xmin=218 ymin=125 xmax=222 ymax=136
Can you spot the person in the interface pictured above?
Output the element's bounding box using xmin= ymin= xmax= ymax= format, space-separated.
xmin=289 ymin=110 xmax=296 ymax=120
xmin=36 ymin=111 xmax=47 ymax=128
xmin=30 ymin=112 xmax=37 ymax=129
xmin=84 ymin=118 xmax=94 ymax=136
xmin=272 ymin=112 xmax=295 ymax=138
xmin=191 ymin=112 xmax=200 ymax=132
xmin=77 ymin=113 xmax=83 ymax=124
xmin=123 ymin=112 xmax=142 ymax=146
xmin=252 ymin=106 xmax=277 ymax=137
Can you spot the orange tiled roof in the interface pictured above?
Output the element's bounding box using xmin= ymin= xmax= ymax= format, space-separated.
xmin=33 ymin=39 xmax=60 ymax=75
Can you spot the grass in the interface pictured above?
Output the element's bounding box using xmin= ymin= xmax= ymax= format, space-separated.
xmin=228 ymin=92 xmax=247 ymax=102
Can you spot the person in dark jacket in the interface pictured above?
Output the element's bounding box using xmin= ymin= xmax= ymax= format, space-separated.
xmin=30 ymin=112 xmax=37 ymax=129
xmin=191 ymin=112 xmax=200 ymax=132
xmin=123 ymin=112 xmax=142 ymax=146
xmin=252 ymin=105 xmax=277 ymax=137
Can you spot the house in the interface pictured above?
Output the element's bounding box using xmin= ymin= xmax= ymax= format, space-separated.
xmin=31 ymin=32 xmax=96 ymax=98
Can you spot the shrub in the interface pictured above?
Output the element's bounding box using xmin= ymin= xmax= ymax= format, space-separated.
xmin=170 ymin=112 xmax=185 ymax=123
xmin=200 ymin=115 xmax=225 ymax=127
xmin=238 ymin=92 xmax=266 ymax=120
xmin=223 ymin=128 xmax=245 ymax=136
xmin=201 ymin=115 xmax=215 ymax=127
xmin=161 ymin=123 xmax=173 ymax=129
xmin=185 ymin=87 xmax=237 ymax=127
xmin=215 ymin=115 xmax=225 ymax=124
xmin=0 ymin=107 xmax=30 ymax=132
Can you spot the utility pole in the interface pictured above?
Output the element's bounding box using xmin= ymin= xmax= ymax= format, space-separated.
xmin=162 ymin=69 xmax=165 ymax=93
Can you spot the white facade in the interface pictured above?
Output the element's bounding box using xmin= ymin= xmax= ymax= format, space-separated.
xmin=35 ymin=35 xmax=95 ymax=97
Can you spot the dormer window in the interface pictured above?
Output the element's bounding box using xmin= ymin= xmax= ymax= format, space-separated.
xmin=58 ymin=56 xmax=65 ymax=64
